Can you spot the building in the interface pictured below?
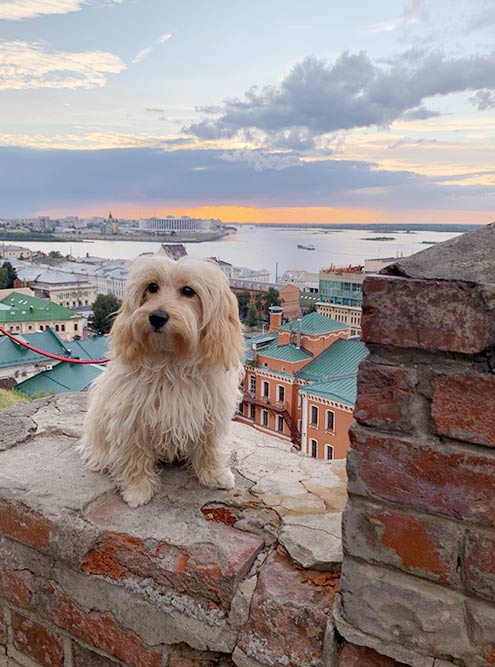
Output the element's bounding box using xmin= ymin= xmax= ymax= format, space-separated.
xmin=100 ymin=212 xmax=119 ymax=235
xmin=0 ymin=244 xmax=32 ymax=261
xmin=279 ymin=269 xmax=319 ymax=293
xmin=315 ymin=302 xmax=362 ymax=336
xmin=233 ymin=267 xmax=271 ymax=283
xmin=0 ymin=292 xmax=84 ymax=341
xmin=15 ymin=361 xmax=104 ymax=396
xmin=15 ymin=268 xmax=96 ymax=310
xmin=0 ymin=329 xmax=108 ymax=383
xmin=158 ymin=244 xmax=188 ymax=260
xmin=139 ymin=216 xmax=218 ymax=233
xmin=207 ymin=257 xmax=233 ymax=278
xmin=238 ymin=308 xmax=368 ymax=460
xmin=229 ymin=279 xmax=300 ymax=321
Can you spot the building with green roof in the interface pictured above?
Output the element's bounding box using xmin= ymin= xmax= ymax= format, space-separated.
xmin=16 ymin=362 xmax=104 ymax=397
xmin=239 ymin=308 xmax=368 ymax=462
xmin=0 ymin=327 xmax=109 ymax=384
xmin=0 ymin=291 xmax=83 ymax=341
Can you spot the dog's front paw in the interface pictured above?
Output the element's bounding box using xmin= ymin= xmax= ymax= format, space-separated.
xmin=121 ymin=480 xmax=155 ymax=508
xmin=199 ymin=467 xmax=235 ymax=490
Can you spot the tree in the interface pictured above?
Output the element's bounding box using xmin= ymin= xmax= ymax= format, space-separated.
xmin=236 ymin=291 xmax=251 ymax=321
xmin=0 ymin=261 xmax=17 ymax=289
xmin=264 ymin=287 xmax=281 ymax=308
xmin=90 ymin=294 xmax=121 ymax=334
xmin=48 ymin=251 xmax=63 ymax=260
xmin=245 ymin=303 xmax=259 ymax=329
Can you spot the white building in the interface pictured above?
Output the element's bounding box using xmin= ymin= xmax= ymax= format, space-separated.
xmin=139 ymin=216 xmax=218 ymax=233
xmin=0 ymin=244 xmax=32 ymax=261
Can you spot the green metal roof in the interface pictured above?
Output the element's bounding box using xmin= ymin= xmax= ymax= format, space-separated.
xmin=16 ymin=362 xmax=104 ymax=396
xmin=296 ymin=338 xmax=368 ymax=381
xmin=0 ymin=329 xmax=109 ymax=368
xmin=244 ymin=332 xmax=279 ymax=362
xmin=279 ymin=311 xmax=348 ymax=335
xmin=0 ymin=292 xmax=80 ymax=323
xmin=299 ymin=376 xmax=358 ymax=405
xmin=257 ymin=344 xmax=312 ymax=362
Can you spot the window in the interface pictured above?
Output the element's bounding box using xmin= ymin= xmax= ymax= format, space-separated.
xmin=310 ymin=405 xmax=318 ymax=426
xmin=325 ymin=445 xmax=334 ymax=461
xmin=74 ymin=323 xmax=78 ymax=331
xmin=277 ymin=385 xmax=285 ymax=403
xmin=27 ymin=325 xmax=32 ymax=331
xmin=249 ymin=375 xmax=256 ymax=394
xmin=262 ymin=381 xmax=269 ymax=399
xmin=249 ymin=404 xmax=255 ymax=420
xmin=262 ymin=410 xmax=269 ymax=427
xmin=325 ymin=410 xmax=335 ymax=433
xmin=310 ymin=439 xmax=318 ymax=458
xmin=61 ymin=324 xmax=65 ymax=332
xmin=277 ymin=415 xmax=284 ymax=433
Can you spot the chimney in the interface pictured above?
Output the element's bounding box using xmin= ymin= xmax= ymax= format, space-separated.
xmin=296 ymin=318 xmax=302 ymax=349
xmin=269 ymin=306 xmax=283 ymax=332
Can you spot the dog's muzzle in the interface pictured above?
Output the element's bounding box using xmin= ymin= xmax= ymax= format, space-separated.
xmin=149 ymin=310 xmax=170 ymax=331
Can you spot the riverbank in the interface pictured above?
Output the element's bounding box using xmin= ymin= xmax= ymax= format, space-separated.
xmin=0 ymin=229 xmax=231 ymax=244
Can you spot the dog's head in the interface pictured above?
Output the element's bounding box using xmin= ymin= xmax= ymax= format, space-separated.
xmin=110 ymin=255 xmax=243 ymax=369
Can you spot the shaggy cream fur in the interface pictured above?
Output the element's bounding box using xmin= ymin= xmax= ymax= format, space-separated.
xmin=79 ymin=255 xmax=244 ymax=507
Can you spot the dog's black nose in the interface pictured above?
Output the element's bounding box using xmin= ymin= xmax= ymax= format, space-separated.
xmin=149 ymin=310 xmax=170 ymax=330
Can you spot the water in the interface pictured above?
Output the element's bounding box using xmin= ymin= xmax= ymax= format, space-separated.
xmin=18 ymin=226 xmax=461 ymax=280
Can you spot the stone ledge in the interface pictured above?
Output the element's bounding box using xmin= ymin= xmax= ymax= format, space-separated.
xmin=0 ymin=393 xmax=346 ymax=667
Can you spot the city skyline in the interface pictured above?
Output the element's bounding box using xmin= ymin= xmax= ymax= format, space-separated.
xmin=1 ymin=0 xmax=495 ymax=224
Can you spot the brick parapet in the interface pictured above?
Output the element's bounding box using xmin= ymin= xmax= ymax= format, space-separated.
xmin=337 ymin=224 xmax=495 ymax=667
xmin=0 ymin=394 xmax=347 ymax=667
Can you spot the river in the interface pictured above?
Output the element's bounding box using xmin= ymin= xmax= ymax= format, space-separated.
xmin=17 ymin=226 xmax=462 ymax=281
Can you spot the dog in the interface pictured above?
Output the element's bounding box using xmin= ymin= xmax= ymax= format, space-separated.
xmin=79 ymin=254 xmax=244 ymax=508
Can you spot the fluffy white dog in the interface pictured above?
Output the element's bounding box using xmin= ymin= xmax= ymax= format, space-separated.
xmin=79 ymin=254 xmax=244 ymax=508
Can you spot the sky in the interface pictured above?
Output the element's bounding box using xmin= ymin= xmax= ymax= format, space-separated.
xmin=0 ymin=0 xmax=494 ymax=223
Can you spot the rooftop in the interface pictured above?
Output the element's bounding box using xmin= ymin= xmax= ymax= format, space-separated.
xmin=299 ymin=375 xmax=358 ymax=405
xmin=297 ymin=338 xmax=368 ymax=381
xmin=279 ymin=311 xmax=349 ymax=335
xmin=0 ymin=291 xmax=81 ymax=322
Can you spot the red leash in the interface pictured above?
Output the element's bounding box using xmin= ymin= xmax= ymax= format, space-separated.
xmin=0 ymin=325 xmax=110 ymax=365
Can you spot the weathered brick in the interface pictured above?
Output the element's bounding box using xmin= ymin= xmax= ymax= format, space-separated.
xmin=464 ymin=530 xmax=495 ymax=601
xmin=11 ymin=611 xmax=64 ymax=667
xmin=354 ymin=361 xmax=417 ymax=434
xmin=432 ymin=372 xmax=495 ymax=447
xmin=339 ymin=643 xmax=408 ymax=667
xmin=0 ymin=605 xmax=6 ymax=646
xmin=72 ymin=643 xmax=121 ymax=667
xmin=465 ymin=598 xmax=495 ymax=666
xmin=361 ymin=275 xmax=493 ymax=354
xmin=349 ymin=425 xmax=495 ymax=527
xmin=0 ymin=498 xmax=54 ymax=549
xmin=169 ymin=644 xmax=235 ymax=667
xmin=81 ymin=527 xmax=263 ymax=612
xmin=339 ymin=559 xmax=471 ymax=659
xmin=343 ymin=499 xmax=461 ymax=584
xmin=42 ymin=581 xmax=163 ymax=667
xmin=0 ymin=570 xmax=34 ymax=609
xmin=237 ymin=547 xmax=339 ymax=667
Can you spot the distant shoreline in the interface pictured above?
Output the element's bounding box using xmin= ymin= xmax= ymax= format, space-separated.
xmin=0 ymin=230 xmax=231 ymax=244
xmin=231 ymin=222 xmax=484 ymax=233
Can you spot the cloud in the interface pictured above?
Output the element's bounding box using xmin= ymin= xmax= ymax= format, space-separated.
xmin=0 ymin=0 xmax=85 ymax=21
xmin=185 ymin=49 xmax=495 ymax=146
xmin=0 ymin=0 xmax=122 ymax=21
xmin=131 ymin=47 xmax=152 ymax=64
xmin=0 ymin=145 xmax=493 ymax=217
xmin=469 ymin=89 xmax=495 ymax=110
xmin=131 ymin=32 xmax=172 ymax=64
xmin=0 ymin=41 xmax=125 ymax=90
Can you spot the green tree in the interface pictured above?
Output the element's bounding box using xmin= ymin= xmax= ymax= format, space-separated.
xmin=0 ymin=261 xmax=17 ymax=289
xmin=48 ymin=250 xmax=63 ymax=260
xmin=236 ymin=291 xmax=251 ymax=320
xmin=264 ymin=287 xmax=281 ymax=308
xmin=245 ymin=303 xmax=259 ymax=329
xmin=91 ymin=293 xmax=121 ymax=334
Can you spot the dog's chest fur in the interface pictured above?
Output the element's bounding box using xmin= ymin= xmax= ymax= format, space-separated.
xmin=99 ymin=360 xmax=240 ymax=458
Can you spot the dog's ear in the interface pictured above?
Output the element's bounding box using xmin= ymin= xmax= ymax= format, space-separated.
xmin=201 ymin=275 xmax=244 ymax=370
xmin=110 ymin=303 xmax=142 ymax=365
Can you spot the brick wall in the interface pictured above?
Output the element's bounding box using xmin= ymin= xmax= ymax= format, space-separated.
xmin=0 ymin=393 xmax=345 ymax=667
xmin=336 ymin=223 xmax=495 ymax=667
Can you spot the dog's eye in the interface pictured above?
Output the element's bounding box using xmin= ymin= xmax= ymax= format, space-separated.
xmin=148 ymin=282 xmax=159 ymax=293
xmin=180 ymin=286 xmax=196 ymax=298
